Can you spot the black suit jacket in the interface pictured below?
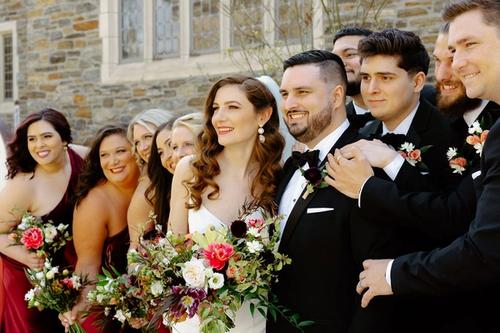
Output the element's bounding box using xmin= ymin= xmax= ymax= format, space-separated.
xmin=391 ymin=117 xmax=500 ymax=332
xmin=361 ymin=98 xmax=453 ymax=191
xmin=268 ymin=126 xmax=402 ymax=333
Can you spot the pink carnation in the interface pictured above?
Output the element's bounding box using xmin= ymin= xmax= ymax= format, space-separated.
xmin=21 ymin=227 xmax=44 ymax=250
xmin=203 ymin=243 xmax=234 ymax=270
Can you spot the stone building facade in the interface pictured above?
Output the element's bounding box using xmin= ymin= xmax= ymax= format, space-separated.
xmin=0 ymin=0 xmax=446 ymax=143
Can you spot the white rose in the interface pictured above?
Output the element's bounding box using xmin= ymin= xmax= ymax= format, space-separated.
xmin=150 ymin=280 xmax=164 ymax=297
xmin=208 ymin=273 xmax=224 ymax=290
xmin=247 ymin=227 xmax=261 ymax=237
xmin=182 ymin=258 xmax=206 ymax=288
xmin=57 ymin=223 xmax=67 ymax=231
xmin=114 ymin=310 xmax=127 ymax=323
xmin=46 ymin=267 xmax=58 ymax=280
xmin=35 ymin=271 xmax=45 ymax=281
xmin=43 ymin=225 xmax=58 ymax=243
xmin=246 ymin=240 xmax=264 ymax=253
xmin=25 ymin=288 xmax=35 ymax=301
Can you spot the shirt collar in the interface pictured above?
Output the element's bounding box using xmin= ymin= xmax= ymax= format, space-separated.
xmin=463 ymin=100 xmax=489 ymax=127
xmin=352 ymin=102 xmax=370 ymax=115
xmin=309 ymin=119 xmax=350 ymax=163
xmin=382 ymin=101 xmax=420 ymax=135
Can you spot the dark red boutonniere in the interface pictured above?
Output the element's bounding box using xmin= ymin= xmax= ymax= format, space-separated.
xmin=299 ymin=165 xmax=328 ymax=199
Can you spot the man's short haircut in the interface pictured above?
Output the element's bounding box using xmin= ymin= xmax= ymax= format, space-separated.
xmin=443 ymin=0 xmax=500 ymax=30
xmin=439 ymin=22 xmax=450 ymax=34
xmin=333 ymin=27 xmax=373 ymax=46
xmin=283 ymin=49 xmax=348 ymax=89
xmin=358 ymin=28 xmax=430 ymax=75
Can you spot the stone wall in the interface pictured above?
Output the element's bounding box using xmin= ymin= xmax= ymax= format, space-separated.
xmin=1 ymin=0 xmax=448 ymax=143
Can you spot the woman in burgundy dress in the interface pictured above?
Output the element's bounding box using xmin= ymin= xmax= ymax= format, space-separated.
xmin=60 ymin=125 xmax=140 ymax=333
xmin=0 ymin=108 xmax=88 ymax=333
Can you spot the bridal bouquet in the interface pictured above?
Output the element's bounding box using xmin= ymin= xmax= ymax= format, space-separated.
xmin=125 ymin=213 xmax=292 ymax=333
xmin=25 ymin=259 xmax=89 ymax=333
xmin=7 ymin=211 xmax=71 ymax=256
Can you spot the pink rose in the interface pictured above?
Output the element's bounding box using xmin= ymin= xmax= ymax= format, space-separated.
xmin=248 ymin=219 xmax=264 ymax=229
xmin=61 ymin=278 xmax=73 ymax=289
xmin=399 ymin=151 xmax=408 ymax=159
xmin=466 ymin=135 xmax=481 ymax=145
xmin=21 ymin=227 xmax=44 ymax=250
xmin=408 ymin=149 xmax=421 ymax=161
xmin=203 ymin=243 xmax=234 ymax=270
xmin=450 ymin=157 xmax=467 ymax=168
xmin=481 ymin=130 xmax=489 ymax=143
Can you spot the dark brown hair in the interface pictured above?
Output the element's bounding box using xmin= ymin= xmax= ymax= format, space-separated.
xmin=6 ymin=108 xmax=72 ymax=178
xmin=145 ymin=120 xmax=177 ymax=228
xmin=443 ymin=0 xmax=500 ymax=29
xmin=187 ymin=75 xmax=284 ymax=215
xmin=75 ymin=125 xmax=127 ymax=206
xmin=358 ymin=28 xmax=430 ymax=75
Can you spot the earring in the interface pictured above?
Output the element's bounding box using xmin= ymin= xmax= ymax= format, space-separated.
xmin=258 ymin=126 xmax=265 ymax=143
xmin=63 ymin=144 xmax=68 ymax=151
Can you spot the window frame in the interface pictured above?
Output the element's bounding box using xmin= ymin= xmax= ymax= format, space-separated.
xmin=0 ymin=20 xmax=18 ymax=116
xmin=100 ymin=0 xmax=323 ymax=84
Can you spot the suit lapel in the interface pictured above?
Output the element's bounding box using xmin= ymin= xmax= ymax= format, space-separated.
xmin=405 ymin=99 xmax=435 ymax=147
xmin=279 ymin=127 xmax=358 ymax=251
xmin=275 ymin=159 xmax=297 ymax=205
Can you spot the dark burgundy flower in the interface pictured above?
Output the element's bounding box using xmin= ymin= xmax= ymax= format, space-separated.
xmin=303 ymin=167 xmax=322 ymax=185
xmin=230 ymin=220 xmax=247 ymax=238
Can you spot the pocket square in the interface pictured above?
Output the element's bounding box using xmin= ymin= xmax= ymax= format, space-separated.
xmin=472 ymin=170 xmax=481 ymax=179
xmin=307 ymin=207 xmax=334 ymax=214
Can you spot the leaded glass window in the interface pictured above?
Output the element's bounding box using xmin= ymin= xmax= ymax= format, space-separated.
xmin=155 ymin=0 xmax=180 ymax=58
xmin=190 ymin=0 xmax=220 ymax=54
xmin=120 ymin=0 xmax=144 ymax=62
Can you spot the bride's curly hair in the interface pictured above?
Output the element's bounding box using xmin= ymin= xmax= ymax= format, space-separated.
xmin=187 ymin=76 xmax=284 ymax=215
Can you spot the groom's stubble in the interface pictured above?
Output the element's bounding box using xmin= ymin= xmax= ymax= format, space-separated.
xmin=285 ymin=99 xmax=334 ymax=145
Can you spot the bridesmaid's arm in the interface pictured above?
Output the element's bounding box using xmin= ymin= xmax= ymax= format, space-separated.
xmin=0 ymin=178 xmax=43 ymax=270
xmin=127 ymin=177 xmax=154 ymax=249
xmin=67 ymin=190 xmax=108 ymax=324
xmin=168 ymin=156 xmax=192 ymax=235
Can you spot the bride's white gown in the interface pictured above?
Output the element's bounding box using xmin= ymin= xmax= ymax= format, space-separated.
xmin=171 ymin=205 xmax=266 ymax=333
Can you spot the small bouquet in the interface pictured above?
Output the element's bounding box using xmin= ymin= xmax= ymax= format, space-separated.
xmin=25 ymin=259 xmax=89 ymax=333
xmin=8 ymin=211 xmax=71 ymax=256
xmin=398 ymin=142 xmax=431 ymax=169
xmin=86 ymin=267 xmax=156 ymax=331
xmin=466 ymin=120 xmax=489 ymax=157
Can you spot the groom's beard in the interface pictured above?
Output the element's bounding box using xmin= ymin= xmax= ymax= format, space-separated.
xmin=346 ymin=79 xmax=361 ymax=97
xmin=285 ymin=100 xmax=333 ymax=144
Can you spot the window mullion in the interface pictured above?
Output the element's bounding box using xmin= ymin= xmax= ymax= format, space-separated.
xmin=144 ymin=0 xmax=154 ymax=62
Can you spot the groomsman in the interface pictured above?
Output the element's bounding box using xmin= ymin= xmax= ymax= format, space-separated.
xmin=356 ymin=29 xmax=452 ymax=191
xmin=349 ymin=1 xmax=500 ymax=332
xmin=332 ymin=27 xmax=374 ymax=129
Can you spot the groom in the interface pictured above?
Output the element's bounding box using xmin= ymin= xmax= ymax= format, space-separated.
xmin=268 ymin=50 xmax=395 ymax=333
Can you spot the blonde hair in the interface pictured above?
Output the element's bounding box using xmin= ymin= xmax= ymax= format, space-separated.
xmin=127 ymin=108 xmax=176 ymax=165
xmin=172 ymin=112 xmax=204 ymax=137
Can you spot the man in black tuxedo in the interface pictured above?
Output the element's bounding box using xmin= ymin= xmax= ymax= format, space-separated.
xmin=332 ymin=27 xmax=374 ymax=130
xmin=267 ymin=50 xmax=402 ymax=333
xmin=344 ymin=1 xmax=500 ymax=331
xmin=355 ymin=29 xmax=452 ymax=192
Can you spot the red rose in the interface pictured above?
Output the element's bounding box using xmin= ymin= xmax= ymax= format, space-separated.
xmin=408 ymin=149 xmax=421 ymax=161
xmin=450 ymin=157 xmax=467 ymax=168
xmin=21 ymin=227 xmax=44 ymax=250
xmin=481 ymin=130 xmax=489 ymax=143
xmin=203 ymin=243 xmax=234 ymax=270
xmin=61 ymin=278 xmax=73 ymax=289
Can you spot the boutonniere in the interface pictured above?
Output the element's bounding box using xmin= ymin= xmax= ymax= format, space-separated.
xmin=466 ymin=120 xmax=489 ymax=157
xmin=299 ymin=165 xmax=328 ymax=199
xmin=447 ymin=147 xmax=468 ymax=175
xmin=398 ymin=142 xmax=431 ymax=170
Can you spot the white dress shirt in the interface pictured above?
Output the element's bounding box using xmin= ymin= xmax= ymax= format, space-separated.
xmin=353 ymin=102 xmax=370 ymax=115
xmin=278 ymin=119 xmax=350 ymax=237
xmin=463 ymin=99 xmax=489 ymax=127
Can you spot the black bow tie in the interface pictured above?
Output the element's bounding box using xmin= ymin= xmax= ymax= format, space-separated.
xmin=347 ymin=112 xmax=375 ymax=129
xmin=291 ymin=150 xmax=320 ymax=168
xmin=370 ymin=133 xmax=408 ymax=149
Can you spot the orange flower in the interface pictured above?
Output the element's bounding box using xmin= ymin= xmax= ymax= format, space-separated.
xmin=450 ymin=157 xmax=467 ymax=168
xmin=408 ymin=149 xmax=421 ymax=161
xmin=466 ymin=135 xmax=481 ymax=145
xmin=480 ymin=130 xmax=489 ymax=143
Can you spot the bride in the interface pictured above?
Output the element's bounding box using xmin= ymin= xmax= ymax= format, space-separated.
xmin=168 ymin=75 xmax=285 ymax=332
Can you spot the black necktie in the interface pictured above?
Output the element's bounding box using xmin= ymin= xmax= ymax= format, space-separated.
xmin=291 ymin=150 xmax=320 ymax=168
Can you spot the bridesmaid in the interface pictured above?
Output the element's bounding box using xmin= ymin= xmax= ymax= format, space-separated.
xmin=60 ymin=125 xmax=140 ymax=332
xmin=126 ymin=109 xmax=176 ymax=245
xmin=169 ymin=112 xmax=204 ymax=170
xmin=0 ymin=108 xmax=88 ymax=333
